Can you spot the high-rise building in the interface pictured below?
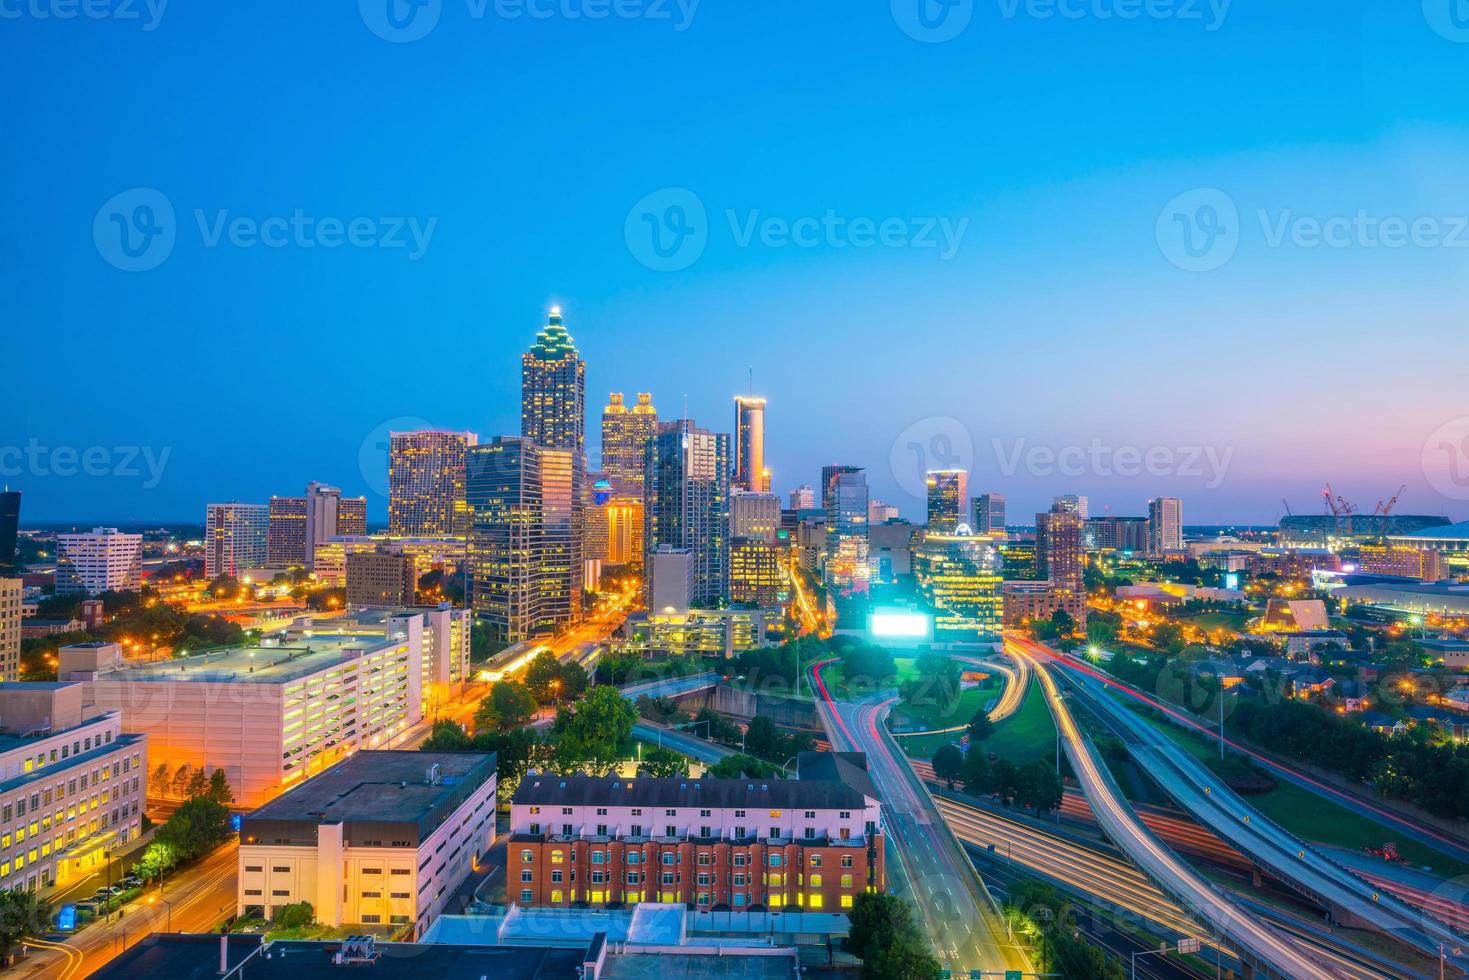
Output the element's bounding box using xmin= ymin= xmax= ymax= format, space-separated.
xmin=913 ymin=528 xmax=1004 ymax=642
xmin=1148 ymin=497 xmax=1184 ymax=556
xmin=868 ymin=500 xmax=900 ymax=525
xmin=1036 ymin=507 xmax=1084 ymax=592
xmin=1054 ymin=495 xmax=1090 ymax=521
xmin=56 ymin=527 xmax=143 ymax=595
xmin=389 ymin=431 xmax=479 ymax=538
xmin=605 ymin=495 xmax=644 ymax=568
xmin=465 ymin=437 xmax=584 ymax=645
xmin=925 ymin=470 xmax=967 ymax=533
xmin=268 ymin=483 xmax=366 ymax=569
xmin=204 ymin=503 xmax=269 ymax=578
xmin=645 ymin=421 xmax=731 ymax=607
xmin=823 ymin=466 xmax=869 ymax=595
xmin=729 ymin=536 xmax=782 ymax=606
xmin=1086 ymin=516 xmax=1149 ymax=553
xmin=647 ymin=545 xmax=693 ymax=615
xmin=601 ymin=392 xmax=657 ymax=494
xmin=972 ymin=493 xmax=1006 ymax=537
xmin=521 ymin=307 xmax=585 ymax=455
xmin=0 ymin=489 xmax=19 ymax=577
xmin=730 ymin=491 xmax=781 ymax=544
xmin=789 ymin=486 xmax=815 ymax=511
xmin=346 ymin=546 xmax=418 ymax=608
xmin=583 ymin=476 xmax=612 ymax=563
xmin=733 ymin=395 xmax=767 ymax=492
xmin=0 ymin=578 xmax=20 ymax=682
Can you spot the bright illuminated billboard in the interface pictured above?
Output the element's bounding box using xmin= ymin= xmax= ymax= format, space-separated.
xmin=869 ymin=611 xmax=932 ymax=638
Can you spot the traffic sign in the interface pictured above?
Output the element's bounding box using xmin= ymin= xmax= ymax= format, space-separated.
xmin=1177 ymin=938 xmax=1202 ymax=954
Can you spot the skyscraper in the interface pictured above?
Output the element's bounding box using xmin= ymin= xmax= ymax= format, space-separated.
xmin=521 ymin=307 xmax=586 ymax=455
xmin=730 ymin=491 xmax=781 ymax=544
xmin=789 ymin=486 xmax=815 ymax=511
xmin=823 ymin=466 xmax=869 ymax=595
xmin=972 ymin=493 xmax=1006 ymax=537
xmin=0 ymin=490 xmax=19 ymax=577
xmin=925 ymin=470 xmax=967 ymax=533
xmin=268 ymin=483 xmax=366 ymax=569
xmin=56 ymin=527 xmax=143 ymax=595
xmin=1148 ymin=497 xmax=1184 ymax=556
xmin=645 ymin=421 xmax=731 ymax=607
xmin=0 ymin=578 xmax=19 ymax=682
xmin=466 ymin=437 xmax=585 ymax=644
xmin=204 ymin=502 xmax=269 ymax=578
xmin=389 ymin=430 xmax=479 ymax=537
xmin=1036 ymin=506 xmax=1084 ymax=592
xmin=913 ymin=528 xmax=1004 ymax=642
xmin=1053 ymin=494 xmax=1090 ymax=521
xmin=734 ymin=395 xmax=767 ymax=493
xmin=601 ymin=392 xmax=657 ymax=493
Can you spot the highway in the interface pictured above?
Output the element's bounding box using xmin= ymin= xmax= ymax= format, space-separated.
xmin=632 ymin=720 xmax=736 ymax=765
xmin=809 ymin=658 xmax=1033 ymax=976
xmin=1042 ymin=642 xmax=1469 ymax=967
xmin=619 ymin=671 xmax=719 ymax=701
xmin=1005 ymin=635 xmax=1344 ymax=978
xmin=15 ymin=841 xmax=239 ymax=980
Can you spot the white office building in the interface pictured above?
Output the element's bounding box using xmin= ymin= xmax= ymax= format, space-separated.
xmin=204 ymin=503 xmax=269 ymax=578
xmin=55 ymin=528 xmax=142 ymax=595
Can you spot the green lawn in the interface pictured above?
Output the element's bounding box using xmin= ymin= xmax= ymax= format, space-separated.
xmin=975 ymin=680 xmax=1057 ymax=767
xmin=1134 ymin=702 xmax=1469 ymax=879
xmin=891 ymin=680 xmax=997 ymax=732
xmin=1175 ymin=610 xmax=1250 ymax=633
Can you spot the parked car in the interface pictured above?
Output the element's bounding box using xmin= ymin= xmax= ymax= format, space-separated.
xmin=92 ymin=888 xmax=112 ymax=901
xmin=107 ymin=885 xmax=126 ymax=897
xmin=72 ymin=901 xmax=98 ymax=915
xmin=120 ymin=875 xmax=142 ymax=888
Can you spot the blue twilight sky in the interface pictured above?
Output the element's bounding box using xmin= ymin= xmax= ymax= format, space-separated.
xmin=4 ymin=0 xmax=1469 ymax=525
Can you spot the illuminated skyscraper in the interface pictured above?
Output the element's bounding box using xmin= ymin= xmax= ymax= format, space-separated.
xmin=730 ymin=536 xmax=782 ymax=606
xmin=925 ymin=470 xmax=967 ymax=533
xmin=645 ymin=421 xmax=731 ymax=606
xmin=734 ymin=396 xmax=767 ymax=492
xmin=913 ymin=528 xmax=1004 ymax=642
xmin=823 ymin=466 xmax=869 ymax=595
xmin=204 ymin=502 xmax=269 ymax=578
xmin=1148 ymin=497 xmax=1184 ymax=556
xmin=466 ymin=437 xmax=584 ymax=644
xmin=269 ymin=482 xmax=366 ymax=569
xmin=0 ymin=490 xmax=18 ymax=577
xmin=972 ymin=493 xmax=1005 ymax=537
xmin=1053 ymin=494 xmax=1089 ymax=521
xmin=789 ymin=486 xmax=815 ymax=511
xmin=730 ymin=491 xmax=781 ymax=544
xmin=389 ymin=430 xmax=479 ymax=537
xmin=521 ymin=307 xmax=586 ymax=454
xmin=601 ymin=392 xmax=657 ymax=494
xmin=1036 ymin=506 xmax=1084 ymax=592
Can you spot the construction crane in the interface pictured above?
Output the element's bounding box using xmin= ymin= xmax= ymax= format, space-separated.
xmin=1322 ymin=483 xmax=1358 ymax=537
xmin=1373 ymin=484 xmax=1408 ymax=517
xmin=1282 ymin=498 xmax=1294 ymax=518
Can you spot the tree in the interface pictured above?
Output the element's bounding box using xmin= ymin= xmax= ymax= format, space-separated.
xmin=185 ymin=766 xmax=210 ymax=800
xmin=1049 ymin=608 xmax=1076 ymax=638
xmin=272 ymin=901 xmax=315 ymax=930
xmin=206 ymin=768 xmax=234 ymax=805
xmin=170 ymin=763 xmax=192 ymax=799
xmin=707 ymin=754 xmax=780 ymax=779
xmin=134 ymin=840 xmax=179 ymax=881
xmin=965 ymin=708 xmax=994 ymax=744
xmin=1014 ymin=761 xmax=1063 ymax=816
xmin=0 ymin=890 xmax=48 ymax=959
xmin=637 ymin=746 xmax=688 ymax=779
xmin=840 ymin=640 xmax=897 ymax=688
xmin=524 ymin=651 xmax=586 ymax=704
xmin=931 ymin=745 xmax=964 ymax=789
xmin=475 ymin=680 xmax=537 ymax=732
xmin=989 ymin=758 xmax=1018 ymax=805
xmin=154 ymin=797 xmax=233 ymax=861
xmin=150 ymin=762 xmax=172 ymax=797
xmin=845 ymin=892 xmax=941 ymax=980
xmin=960 ymin=747 xmax=991 ymax=796
xmin=550 ymin=686 xmax=637 ymax=776
xmin=421 ymin=719 xmax=474 ymax=751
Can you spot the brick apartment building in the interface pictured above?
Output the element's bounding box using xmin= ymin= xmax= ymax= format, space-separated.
xmin=507 ymin=753 xmax=883 ymax=912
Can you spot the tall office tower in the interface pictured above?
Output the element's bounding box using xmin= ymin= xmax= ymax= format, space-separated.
xmin=584 ymin=476 xmax=612 ymax=562
xmin=645 ymin=421 xmax=731 ymax=607
xmin=729 ymin=536 xmax=782 ymax=606
xmin=466 ymin=438 xmax=584 ymax=645
xmin=1148 ymin=497 xmax=1184 ymax=556
xmin=972 ymin=493 xmax=1006 ymax=537
xmin=1036 ymin=507 xmax=1084 ymax=592
xmin=0 ymin=489 xmax=19 ymax=576
xmin=268 ymin=483 xmax=363 ymax=569
xmin=868 ymin=500 xmax=899 ymax=525
xmin=389 ymin=430 xmax=479 ymax=537
xmin=730 ymin=491 xmax=781 ymax=544
xmin=925 ymin=470 xmax=967 ymax=533
xmin=605 ymin=496 xmax=644 ymax=567
xmin=789 ymin=486 xmax=815 ymax=511
xmin=267 ymin=495 xmax=308 ymax=566
xmin=1086 ymin=516 xmax=1149 ymax=553
xmin=601 ymin=392 xmax=657 ymax=494
xmin=733 ymin=396 xmax=767 ymax=492
xmin=204 ymin=502 xmax=269 ymax=578
xmin=0 ymin=578 xmax=19 ymax=682
xmin=337 ymin=495 xmax=368 ymax=536
xmin=647 ymin=545 xmax=693 ymax=615
xmin=521 ymin=307 xmax=586 ymax=455
xmin=913 ymin=528 xmax=1004 ymax=642
xmin=56 ymin=527 xmax=143 ymax=595
xmin=1053 ymin=495 xmax=1090 ymax=521
xmin=823 ymin=466 xmax=870 ymax=595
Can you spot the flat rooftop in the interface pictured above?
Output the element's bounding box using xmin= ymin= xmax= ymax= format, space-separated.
xmin=604 ymin=954 xmax=796 ymax=980
xmin=91 ymin=634 xmax=392 ymax=685
xmin=88 ymin=933 xmax=263 ymax=980
xmin=243 ymin=751 xmax=496 ymax=834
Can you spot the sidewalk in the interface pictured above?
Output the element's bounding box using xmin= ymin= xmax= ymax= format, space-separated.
xmin=41 ymin=826 xmax=156 ymax=916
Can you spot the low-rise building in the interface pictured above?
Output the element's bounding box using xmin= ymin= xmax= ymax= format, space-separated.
xmin=346 ymin=547 xmax=417 ymax=609
xmin=507 ymin=752 xmax=883 ymax=913
xmin=238 ymin=750 xmax=496 ymax=937
xmin=0 ymin=683 xmax=146 ymax=893
xmin=1002 ymin=581 xmax=1085 ymax=629
xmin=616 ymin=608 xmax=772 ymax=660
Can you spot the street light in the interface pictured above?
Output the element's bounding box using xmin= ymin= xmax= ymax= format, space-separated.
xmin=1132 ymin=938 xmax=1201 ymax=979
xmin=150 ymin=894 xmax=174 ymax=932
